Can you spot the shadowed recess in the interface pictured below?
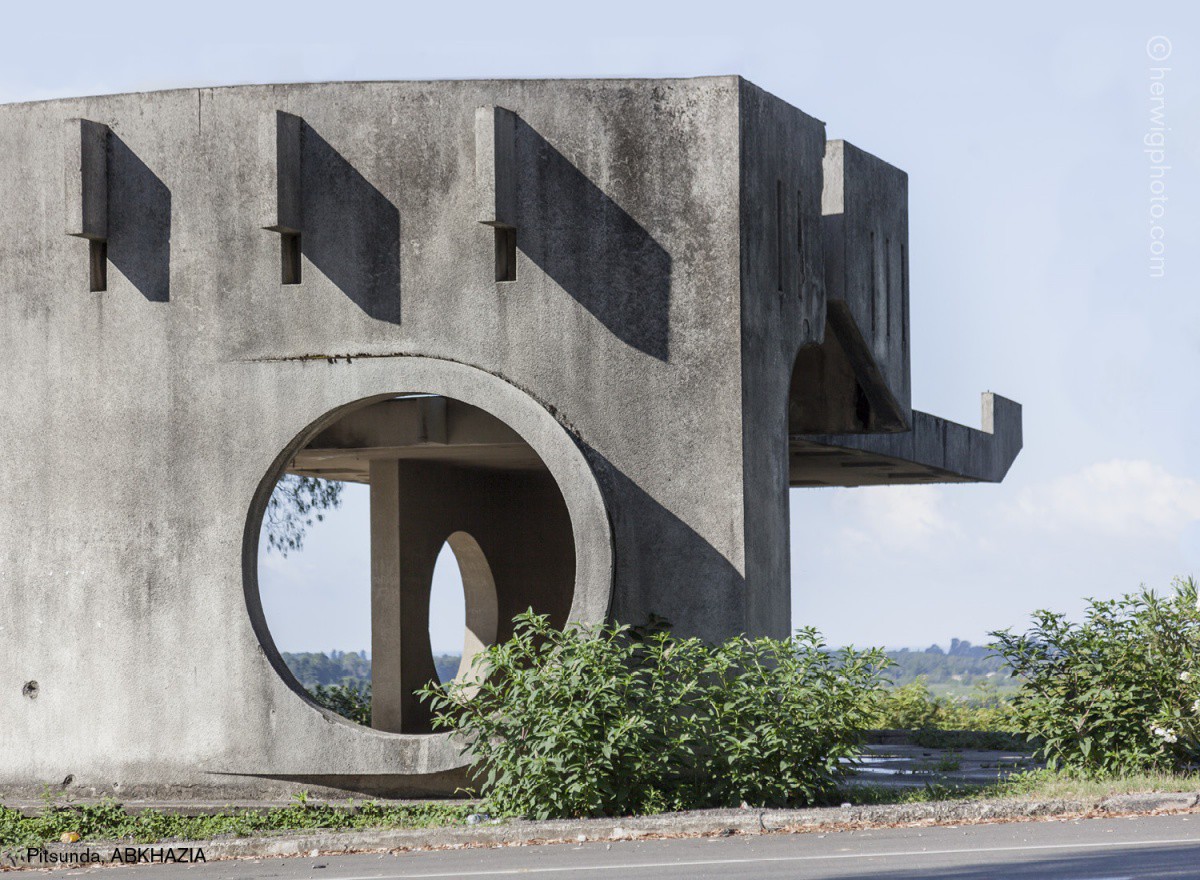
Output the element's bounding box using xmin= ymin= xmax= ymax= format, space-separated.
xmin=106 ymin=135 xmax=171 ymax=302
xmin=515 ymin=119 xmax=671 ymax=361
xmin=302 ymin=123 xmax=402 ymax=324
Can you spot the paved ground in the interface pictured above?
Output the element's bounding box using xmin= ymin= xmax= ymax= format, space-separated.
xmin=44 ymin=813 xmax=1200 ymax=879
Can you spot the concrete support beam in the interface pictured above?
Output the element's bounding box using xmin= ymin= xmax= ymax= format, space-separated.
xmin=261 ymin=110 xmax=304 ymax=234
xmin=475 ymin=105 xmax=517 ymax=228
xmin=63 ymin=118 xmax=109 ymax=241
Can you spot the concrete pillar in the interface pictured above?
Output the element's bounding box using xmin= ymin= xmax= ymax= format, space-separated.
xmin=368 ymin=459 xmax=437 ymax=733
xmin=367 ymin=457 xmax=576 ymax=733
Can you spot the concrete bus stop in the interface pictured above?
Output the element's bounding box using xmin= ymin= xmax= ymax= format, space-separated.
xmin=0 ymin=77 xmax=1020 ymax=797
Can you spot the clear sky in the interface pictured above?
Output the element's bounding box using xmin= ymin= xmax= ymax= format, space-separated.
xmin=10 ymin=0 xmax=1197 ymax=652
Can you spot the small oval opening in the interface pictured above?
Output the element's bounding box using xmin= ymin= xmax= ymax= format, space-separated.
xmin=429 ymin=542 xmax=467 ymax=683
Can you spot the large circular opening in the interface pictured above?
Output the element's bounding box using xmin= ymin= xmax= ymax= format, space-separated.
xmin=255 ymin=392 xmax=575 ymax=734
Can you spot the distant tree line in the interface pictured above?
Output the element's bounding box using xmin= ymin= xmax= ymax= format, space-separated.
xmin=281 ymin=650 xmax=460 ymax=689
xmin=283 ymin=640 xmax=1007 ymax=692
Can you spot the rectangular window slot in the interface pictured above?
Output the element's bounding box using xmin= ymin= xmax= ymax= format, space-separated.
xmin=901 ymin=243 xmax=908 ymax=349
xmin=495 ymin=226 xmax=516 ymax=282
xmin=89 ymin=239 xmax=107 ymax=292
xmin=775 ymin=179 xmax=784 ymax=292
xmin=281 ymin=232 xmax=302 ymax=285
xmin=796 ymin=189 xmax=805 ymax=292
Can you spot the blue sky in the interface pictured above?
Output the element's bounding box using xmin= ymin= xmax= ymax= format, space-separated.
xmin=11 ymin=0 xmax=1197 ymax=651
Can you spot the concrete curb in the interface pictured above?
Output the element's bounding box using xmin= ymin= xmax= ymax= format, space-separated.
xmin=6 ymin=792 xmax=1200 ymax=868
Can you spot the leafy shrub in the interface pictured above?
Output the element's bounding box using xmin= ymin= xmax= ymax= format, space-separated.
xmin=310 ymin=682 xmax=371 ymax=726
xmin=991 ymin=577 xmax=1200 ymax=774
xmin=418 ymin=612 xmax=887 ymax=818
xmin=874 ymin=680 xmax=942 ymax=729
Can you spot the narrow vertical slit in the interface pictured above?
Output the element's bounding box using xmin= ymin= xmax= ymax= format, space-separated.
xmin=281 ymin=233 xmax=302 ymax=285
xmin=796 ymin=189 xmax=805 ymax=292
xmin=495 ymin=227 xmax=516 ymax=282
xmin=870 ymin=230 xmax=877 ymax=335
xmin=901 ymin=243 xmax=909 ymax=349
xmin=775 ymin=179 xmax=784 ymax=292
xmin=884 ymin=236 xmax=891 ymax=340
xmin=89 ymin=240 xmax=107 ymax=292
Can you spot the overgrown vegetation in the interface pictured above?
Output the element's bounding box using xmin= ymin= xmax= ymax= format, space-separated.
xmin=0 ymin=796 xmax=472 ymax=851
xmin=310 ymin=681 xmax=372 ymax=726
xmin=871 ymin=679 xmax=1027 ymax=748
xmin=419 ymin=612 xmax=888 ymax=819
xmin=991 ymin=577 xmax=1200 ymax=774
xmin=874 ymin=679 xmax=1016 ymax=732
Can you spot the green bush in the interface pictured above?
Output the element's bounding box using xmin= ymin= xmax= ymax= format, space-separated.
xmin=991 ymin=577 xmax=1200 ymax=774
xmin=874 ymin=679 xmax=1017 ymax=733
xmin=418 ymin=612 xmax=887 ymax=819
xmin=874 ymin=680 xmax=942 ymax=729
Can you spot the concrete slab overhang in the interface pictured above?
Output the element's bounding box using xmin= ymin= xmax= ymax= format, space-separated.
xmin=286 ymin=395 xmax=545 ymax=483
xmin=789 ymin=392 xmax=1022 ymax=487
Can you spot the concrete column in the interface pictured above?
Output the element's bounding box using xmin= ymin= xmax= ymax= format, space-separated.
xmin=368 ymin=459 xmax=437 ymax=733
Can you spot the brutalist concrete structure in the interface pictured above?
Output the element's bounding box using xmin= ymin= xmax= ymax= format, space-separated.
xmin=0 ymin=77 xmax=1020 ymax=797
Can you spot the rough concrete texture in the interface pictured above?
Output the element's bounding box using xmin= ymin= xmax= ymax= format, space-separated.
xmin=0 ymin=77 xmax=1020 ymax=798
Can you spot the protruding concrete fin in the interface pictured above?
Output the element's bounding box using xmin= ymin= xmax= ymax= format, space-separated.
xmin=475 ymin=105 xmax=517 ymax=228
xmin=821 ymin=139 xmax=911 ymax=427
xmin=261 ymin=110 xmax=304 ymax=233
xmin=64 ymin=118 xmax=109 ymax=240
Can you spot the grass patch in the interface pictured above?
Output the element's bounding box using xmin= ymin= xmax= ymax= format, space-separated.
xmin=0 ymin=797 xmax=474 ymax=850
xmin=997 ymin=768 xmax=1200 ymax=800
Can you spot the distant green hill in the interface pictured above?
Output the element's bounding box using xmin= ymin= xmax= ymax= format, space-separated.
xmin=281 ymin=650 xmax=461 ymax=689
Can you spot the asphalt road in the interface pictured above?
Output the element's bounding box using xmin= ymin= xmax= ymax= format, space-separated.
xmin=52 ymin=813 xmax=1200 ymax=879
